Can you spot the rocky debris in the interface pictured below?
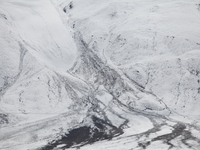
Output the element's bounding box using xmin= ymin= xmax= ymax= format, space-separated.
xmin=138 ymin=123 xmax=200 ymax=149
xmin=0 ymin=114 xmax=8 ymax=125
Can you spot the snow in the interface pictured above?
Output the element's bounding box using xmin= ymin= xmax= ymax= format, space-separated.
xmin=0 ymin=0 xmax=77 ymax=71
xmin=1 ymin=0 xmax=200 ymax=149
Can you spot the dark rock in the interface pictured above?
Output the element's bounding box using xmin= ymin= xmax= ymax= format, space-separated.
xmin=0 ymin=113 xmax=8 ymax=125
xmin=41 ymin=116 xmax=123 ymax=150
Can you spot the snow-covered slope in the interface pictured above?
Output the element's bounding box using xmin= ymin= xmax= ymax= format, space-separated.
xmin=1 ymin=0 xmax=200 ymax=150
xmin=58 ymin=0 xmax=200 ymax=116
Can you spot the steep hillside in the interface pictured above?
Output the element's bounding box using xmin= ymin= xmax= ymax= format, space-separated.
xmin=56 ymin=0 xmax=200 ymax=116
xmin=1 ymin=0 xmax=200 ymax=150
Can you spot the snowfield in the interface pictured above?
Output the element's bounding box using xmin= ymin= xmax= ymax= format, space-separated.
xmin=1 ymin=0 xmax=200 ymax=150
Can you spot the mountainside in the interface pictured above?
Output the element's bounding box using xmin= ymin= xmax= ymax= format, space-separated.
xmin=1 ymin=0 xmax=200 ymax=150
